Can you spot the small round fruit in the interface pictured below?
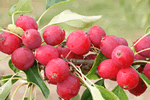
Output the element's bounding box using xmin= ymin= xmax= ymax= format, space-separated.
xmin=129 ymin=78 xmax=147 ymax=96
xmin=0 ymin=32 xmax=21 ymax=55
xmin=43 ymin=25 xmax=65 ymax=46
xmin=100 ymin=35 xmax=120 ymax=58
xmin=134 ymin=36 xmax=150 ymax=58
xmin=22 ymin=29 xmax=41 ymax=49
xmin=143 ymin=63 xmax=150 ymax=79
xmin=111 ymin=45 xmax=134 ymax=68
xmin=15 ymin=15 xmax=38 ymax=31
xmin=45 ymin=58 xmax=69 ymax=83
xmin=98 ymin=59 xmax=120 ymax=79
xmin=11 ymin=47 xmax=35 ymax=70
xmin=57 ymin=74 xmax=80 ymax=99
xmin=134 ymin=54 xmax=146 ymax=60
xmin=118 ymin=37 xmax=128 ymax=46
xmin=67 ymin=30 xmax=91 ymax=55
xmin=117 ymin=67 xmax=139 ymax=90
xmin=89 ymin=26 xmax=106 ymax=47
xmin=56 ymin=46 xmax=74 ymax=59
xmin=35 ymin=45 xmax=59 ymax=65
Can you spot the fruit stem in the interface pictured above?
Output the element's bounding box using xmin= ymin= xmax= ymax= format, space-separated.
xmin=12 ymin=13 xmax=15 ymax=25
xmin=0 ymin=55 xmax=11 ymax=61
xmin=133 ymin=60 xmax=150 ymax=65
xmin=134 ymin=48 xmax=150 ymax=56
xmin=0 ymin=78 xmax=26 ymax=83
xmin=39 ymin=24 xmax=49 ymax=32
xmin=67 ymin=59 xmax=94 ymax=65
xmin=22 ymin=83 xmax=30 ymax=100
xmin=0 ymin=29 xmax=21 ymax=38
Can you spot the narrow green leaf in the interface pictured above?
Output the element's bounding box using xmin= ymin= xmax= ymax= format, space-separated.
xmin=23 ymin=61 xmax=50 ymax=100
xmin=0 ymin=76 xmax=13 ymax=100
xmin=8 ymin=0 xmax=33 ymax=16
xmin=1 ymin=75 xmax=20 ymax=85
xmin=70 ymin=94 xmax=80 ymax=100
xmin=47 ymin=9 xmax=102 ymax=38
xmin=8 ymin=59 xmax=20 ymax=73
xmin=86 ymin=52 xmax=107 ymax=79
xmin=145 ymin=26 xmax=150 ymax=36
xmin=112 ymin=85 xmax=128 ymax=100
xmin=24 ymin=97 xmax=28 ymax=100
xmin=46 ymin=0 xmax=69 ymax=9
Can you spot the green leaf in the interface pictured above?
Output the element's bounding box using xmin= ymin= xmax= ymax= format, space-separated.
xmin=8 ymin=0 xmax=33 ymax=16
xmin=138 ymin=73 xmax=150 ymax=90
xmin=81 ymin=79 xmax=119 ymax=100
xmin=46 ymin=0 xmax=69 ymax=9
xmin=70 ymin=94 xmax=80 ymax=100
xmin=47 ymin=9 xmax=102 ymax=38
xmin=81 ymin=79 xmax=105 ymax=100
xmin=145 ymin=26 xmax=150 ymax=36
xmin=1 ymin=75 xmax=20 ymax=85
xmin=112 ymin=85 xmax=128 ymax=100
xmin=86 ymin=52 xmax=107 ymax=79
xmin=24 ymin=97 xmax=28 ymax=100
xmin=8 ymin=59 xmax=20 ymax=73
xmin=23 ymin=61 xmax=50 ymax=100
xmin=0 ymin=75 xmax=13 ymax=100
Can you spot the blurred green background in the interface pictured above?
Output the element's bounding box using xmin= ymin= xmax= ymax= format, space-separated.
xmin=0 ymin=0 xmax=150 ymax=46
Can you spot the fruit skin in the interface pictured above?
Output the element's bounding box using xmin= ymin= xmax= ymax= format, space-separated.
xmin=43 ymin=25 xmax=65 ymax=46
xmin=0 ymin=32 xmax=21 ymax=55
xmin=117 ymin=67 xmax=139 ymax=90
xmin=57 ymin=74 xmax=80 ymax=99
xmin=111 ymin=45 xmax=134 ymax=68
xmin=22 ymin=29 xmax=42 ymax=49
xmin=129 ymin=78 xmax=147 ymax=96
xmin=45 ymin=58 xmax=69 ymax=83
xmin=11 ymin=47 xmax=35 ymax=70
xmin=134 ymin=54 xmax=146 ymax=60
xmin=100 ymin=35 xmax=120 ymax=58
xmin=15 ymin=16 xmax=38 ymax=31
xmin=67 ymin=30 xmax=91 ymax=55
xmin=118 ymin=38 xmax=128 ymax=46
xmin=98 ymin=59 xmax=120 ymax=79
xmin=143 ymin=63 xmax=150 ymax=79
xmin=35 ymin=45 xmax=59 ymax=65
xmin=134 ymin=36 xmax=150 ymax=58
xmin=56 ymin=46 xmax=74 ymax=59
xmin=89 ymin=26 xmax=106 ymax=47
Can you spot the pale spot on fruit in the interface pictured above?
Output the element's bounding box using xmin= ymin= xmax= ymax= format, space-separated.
xmin=123 ymin=85 xmax=128 ymax=89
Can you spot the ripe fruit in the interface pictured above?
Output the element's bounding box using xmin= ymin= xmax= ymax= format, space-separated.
xmin=111 ymin=45 xmax=134 ymax=68
xmin=0 ymin=32 xmax=21 ymax=55
xmin=134 ymin=54 xmax=146 ymax=60
xmin=45 ymin=58 xmax=69 ymax=83
xmin=11 ymin=47 xmax=35 ymax=70
xmin=117 ymin=67 xmax=139 ymax=90
xmin=56 ymin=46 xmax=74 ymax=59
xmin=15 ymin=15 xmax=38 ymax=31
xmin=43 ymin=25 xmax=65 ymax=46
xmin=143 ymin=63 xmax=150 ymax=79
xmin=67 ymin=30 xmax=91 ymax=55
xmin=100 ymin=35 xmax=120 ymax=58
xmin=98 ymin=59 xmax=120 ymax=79
xmin=22 ymin=29 xmax=42 ymax=49
xmin=57 ymin=74 xmax=80 ymax=99
xmin=118 ymin=37 xmax=128 ymax=46
xmin=88 ymin=26 xmax=106 ymax=47
xmin=35 ymin=45 xmax=59 ymax=65
xmin=134 ymin=36 xmax=150 ymax=58
xmin=129 ymin=78 xmax=147 ymax=96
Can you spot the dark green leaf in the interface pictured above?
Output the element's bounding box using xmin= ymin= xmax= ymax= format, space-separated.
xmin=46 ymin=0 xmax=69 ymax=9
xmin=112 ymin=85 xmax=128 ymax=100
xmin=1 ymin=75 xmax=20 ymax=85
xmin=24 ymin=97 xmax=28 ymax=100
xmin=70 ymin=94 xmax=80 ymax=100
xmin=8 ymin=0 xmax=33 ymax=16
xmin=132 ymin=65 xmax=140 ymax=70
xmin=86 ymin=52 xmax=107 ymax=79
xmin=145 ymin=26 xmax=150 ymax=36
xmin=8 ymin=59 xmax=20 ymax=73
xmin=23 ymin=61 xmax=50 ymax=100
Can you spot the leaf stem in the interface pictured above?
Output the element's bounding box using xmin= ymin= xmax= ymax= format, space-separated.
xmin=22 ymin=83 xmax=30 ymax=100
xmin=0 ymin=78 xmax=26 ymax=83
xmin=0 ymin=55 xmax=11 ymax=61
xmin=39 ymin=24 xmax=49 ymax=32
xmin=134 ymin=48 xmax=150 ymax=55
xmin=11 ymin=82 xmax=28 ymax=100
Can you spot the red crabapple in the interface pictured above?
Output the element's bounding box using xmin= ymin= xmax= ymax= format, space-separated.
xmin=129 ymin=78 xmax=147 ymax=96
xmin=117 ymin=67 xmax=139 ymax=90
xmin=57 ymin=74 xmax=80 ymax=99
xmin=43 ymin=25 xmax=65 ymax=46
xmin=134 ymin=36 xmax=150 ymax=58
xmin=111 ymin=45 xmax=134 ymax=68
xmin=11 ymin=47 xmax=35 ymax=70
xmin=0 ymin=32 xmax=21 ymax=55
xmin=118 ymin=37 xmax=128 ymax=46
xmin=35 ymin=45 xmax=59 ymax=65
xmin=134 ymin=54 xmax=146 ymax=60
xmin=98 ymin=59 xmax=120 ymax=79
xmin=45 ymin=58 xmax=69 ymax=83
xmin=22 ymin=29 xmax=41 ymax=49
xmin=143 ymin=62 xmax=150 ymax=79
xmin=89 ymin=26 xmax=106 ymax=47
xmin=15 ymin=16 xmax=38 ymax=31
xmin=67 ymin=30 xmax=91 ymax=55
xmin=100 ymin=35 xmax=120 ymax=58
